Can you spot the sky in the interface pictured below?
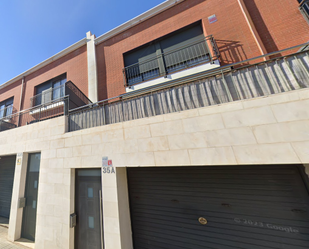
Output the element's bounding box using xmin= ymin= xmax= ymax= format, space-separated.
xmin=0 ymin=0 xmax=165 ymax=85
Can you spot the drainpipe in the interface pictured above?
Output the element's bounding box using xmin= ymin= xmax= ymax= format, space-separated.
xmin=237 ymin=0 xmax=268 ymax=60
xmin=17 ymin=76 xmax=25 ymax=127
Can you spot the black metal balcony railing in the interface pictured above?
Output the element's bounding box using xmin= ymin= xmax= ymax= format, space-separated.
xmin=30 ymin=81 xmax=92 ymax=109
xmin=0 ymin=106 xmax=17 ymax=132
xmin=123 ymin=35 xmax=220 ymax=86
xmin=0 ymin=120 xmax=17 ymax=132
xmin=0 ymin=97 xmax=68 ymax=132
xmin=68 ymin=42 xmax=309 ymax=132
xmin=0 ymin=81 xmax=91 ymax=133
xmin=299 ymin=0 xmax=309 ymax=23
xmin=31 ymin=85 xmax=65 ymax=107
xmin=65 ymin=81 xmax=92 ymax=109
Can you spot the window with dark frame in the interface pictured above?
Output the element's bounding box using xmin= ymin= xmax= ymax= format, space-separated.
xmin=0 ymin=97 xmax=14 ymax=119
xmin=123 ymin=22 xmax=210 ymax=86
xmin=34 ymin=74 xmax=67 ymax=106
xmin=298 ymin=0 xmax=309 ymax=23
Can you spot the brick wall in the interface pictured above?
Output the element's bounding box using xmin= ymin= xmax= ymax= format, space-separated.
xmin=96 ymin=0 xmax=309 ymax=101
xmin=244 ymin=0 xmax=309 ymax=53
xmin=22 ymin=45 xmax=88 ymax=109
xmin=96 ymin=0 xmax=249 ymax=100
xmin=96 ymin=0 xmax=261 ymax=100
xmin=0 ymin=80 xmax=22 ymax=115
xmin=2 ymin=0 xmax=308 ymax=107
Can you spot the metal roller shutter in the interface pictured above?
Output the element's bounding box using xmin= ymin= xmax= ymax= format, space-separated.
xmin=127 ymin=165 xmax=309 ymax=249
xmin=0 ymin=156 xmax=16 ymax=218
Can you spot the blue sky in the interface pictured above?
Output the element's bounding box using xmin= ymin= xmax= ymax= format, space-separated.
xmin=0 ymin=0 xmax=164 ymax=85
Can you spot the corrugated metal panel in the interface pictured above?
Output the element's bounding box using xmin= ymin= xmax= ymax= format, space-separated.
xmin=0 ymin=156 xmax=16 ymax=218
xmin=128 ymin=165 xmax=309 ymax=249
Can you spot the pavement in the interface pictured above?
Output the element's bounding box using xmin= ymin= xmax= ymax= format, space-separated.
xmin=0 ymin=217 xmax=29 ymax=249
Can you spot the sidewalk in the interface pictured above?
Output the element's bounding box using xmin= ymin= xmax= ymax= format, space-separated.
xmin=0 ymin=217 xmax=29 ymax=249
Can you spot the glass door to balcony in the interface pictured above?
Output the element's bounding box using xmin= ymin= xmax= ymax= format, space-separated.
xmin=0 ymin=104 xmax=5 ymax=118
xmin=52 ymin=78 xmax=66 ymax=100
xmin=34 ymin=74 xmax=66 ymax=106
xmin=123 ymin=22 xmax=210 ymax=86
xmin=0 ymin=97 xmax=14 ymax=119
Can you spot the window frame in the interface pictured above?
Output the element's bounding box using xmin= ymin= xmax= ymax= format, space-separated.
xmin=298 ymin=0 xmax=309 ymax=24
xmin=123 ymin=21 xmax=210 ymax=86
xmin=34 ymin=74 xmax=67 ymax=106
xmin=0 ymin=97 xmax=14 ymax=119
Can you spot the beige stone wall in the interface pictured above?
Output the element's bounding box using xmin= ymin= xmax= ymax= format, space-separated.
xmin=2 ymin=88 xmax=309 ymax=249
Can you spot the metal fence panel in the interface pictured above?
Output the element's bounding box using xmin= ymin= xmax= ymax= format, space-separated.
xmin=69 ymin=51 xmax=309 ymax=132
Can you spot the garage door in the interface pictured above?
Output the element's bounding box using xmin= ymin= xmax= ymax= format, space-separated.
xmin=0 ymin=156 xmax=16 ymax=218
xmin=127 ymin=165 xmax=309 ymax=249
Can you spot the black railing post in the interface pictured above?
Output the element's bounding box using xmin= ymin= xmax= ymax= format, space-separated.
xmin=102 ymin=103 xmax=106 ymax=125
xmin=64 ymin=97 xmax=69 ymax=116
xmin=39 ymin=105 xmax=41 ymax=122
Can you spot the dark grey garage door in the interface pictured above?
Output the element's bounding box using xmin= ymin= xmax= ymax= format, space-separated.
xmin=127 ymin=165 xmax=309 ymax=249
xmin=0 ymin=155 xmax=16 ymax=218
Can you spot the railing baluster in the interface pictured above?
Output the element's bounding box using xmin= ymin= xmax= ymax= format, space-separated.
xmin=221 ymin=70 xmax=233 ymax=102
xmin=123 ymin=38 xmax=214 ymax=85
xmin=283 ymin=57 xmax=301 ymax=89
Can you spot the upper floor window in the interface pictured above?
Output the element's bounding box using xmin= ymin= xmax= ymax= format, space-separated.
xmin=0 ymin=97 xmax=14 ymax=119
xmin=123 ymin=22 xmax=211 ymax=86
xmin=34 ymin=74 xmax=66 ymax=106
xmin=298 ymin=0 xmax=309 ymax=23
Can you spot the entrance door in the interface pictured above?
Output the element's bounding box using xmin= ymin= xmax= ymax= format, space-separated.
xmin=75 ymin=169 xmax=102 ymax=249
xmin=0 ymin=155 xmax=16 ymax=218
xmin=128 ymin=165 xmax=309 ymax=249
xmin=21 ymin=153 xmax=41 ymax=241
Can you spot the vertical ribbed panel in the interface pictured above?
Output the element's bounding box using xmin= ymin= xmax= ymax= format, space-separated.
xmin=69 ymin=52 xmax=309 ymax=132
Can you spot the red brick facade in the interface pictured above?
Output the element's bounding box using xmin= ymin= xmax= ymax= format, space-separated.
xmin=244 ymin=0 xmax=309 ymax=53
xmin=0 ymin=45 xmax=87 ymax=113
xmin=96 ymin=0 xmax=309 ymax=100
xmin=1 ymin=0 xmax=309 ymax=108
xmin=0 ymin=80 xmax=22 ymax=114
xmin=22 ymin=45 xmax=88 ymax=109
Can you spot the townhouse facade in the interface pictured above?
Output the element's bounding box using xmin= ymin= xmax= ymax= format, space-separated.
xmin=1 ymin=0 xmax=309 ymax=248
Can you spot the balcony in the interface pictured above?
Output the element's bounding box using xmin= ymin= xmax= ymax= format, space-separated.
xmin=0 ymin=106 xmax=17 ymax=132
xmin=69 ymin=42 xmax=309 ymax=132
xmin=0 ymin=81 xmax=91 ymax=133
xmin=123 ymin=35 xmax=220 ymax=87
xmin=30 ymin=81 xmax=91 ymax=110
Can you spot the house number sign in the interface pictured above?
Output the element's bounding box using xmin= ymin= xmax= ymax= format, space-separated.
xmin=102 ymin=156 xmax=115 ymax=174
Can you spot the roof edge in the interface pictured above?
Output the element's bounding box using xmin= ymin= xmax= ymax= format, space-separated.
xmin=94 ymin=0 xmax=185 ymax=45
xmin=0 ymin=38 xmax=87 ymax=90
